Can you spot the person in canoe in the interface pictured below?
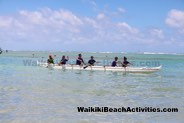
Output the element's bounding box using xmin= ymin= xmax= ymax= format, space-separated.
xmin=0 ymin=48 xmax=2 ymax=54
xmin=122 ymin=56 xmax=131 ymax=67
xmin=88 ymin=56 xmax=96 ymax=65
xmin=76 ymin=54 xmax=85 ymax=65
xmin=84 ymin=56 xmax=96 ymax=69
xmin=111 ymin=57 xmax=118 ymax=67
xmin=47 ymin=55 xmax=54 ymax=64
xmin=58 ymin=55 xmax=69 ymax=65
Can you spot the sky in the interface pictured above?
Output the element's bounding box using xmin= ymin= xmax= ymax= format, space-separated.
xmin=0 ymin=0 xmax=184 ymax=53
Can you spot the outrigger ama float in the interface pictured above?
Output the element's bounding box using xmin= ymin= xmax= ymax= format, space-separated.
xmin=37 ymin=61 xmax=162 ymax=73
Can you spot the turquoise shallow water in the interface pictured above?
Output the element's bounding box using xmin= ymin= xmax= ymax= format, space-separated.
xmin=0 ymin=51 xmax=184 ymax=123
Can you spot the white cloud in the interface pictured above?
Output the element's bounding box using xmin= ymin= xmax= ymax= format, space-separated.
xmin=90 ymin=0 xmax=97 ymax=9
xmin=0 ymin=7 xmax=183 ymax=52
xmin=97 ymin=13 xmax=105 ymax=20
xmin=166 ymin=9 xmax=184 ymax=33
xmin=164 ymin=9 xmax=184 ymax=50
xmin=149 ymin=29 xmax=164 ymax=39
xmin=117 ymin=7 xmax=125 ymax=13
xmin=0 ymin=8 xmax=85 ymax=47
xmin=0 ymin=17 xmax=13 ymax=28
xmin=117 ymin=22 xmax=139 ymax=34
xmin=84 ymin=17 xmax=99 ymax=29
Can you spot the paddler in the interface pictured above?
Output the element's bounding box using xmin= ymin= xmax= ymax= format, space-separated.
xmin=76 ymin=54 xmax=85 ymax=65
xmin=111 ymin=57 xmax=118 ymax=67
xmin=83 ymin=56 xmax=96 ymax=69
xmin=58 ymin=55 xmax=69 ymax=65
xmin=122 ymin=56 xmax=131 ymax=67
xmin=47 ymin=55 xmax=54 ymax=64
xmin=88 ymin=56 xmax=96 ymax=65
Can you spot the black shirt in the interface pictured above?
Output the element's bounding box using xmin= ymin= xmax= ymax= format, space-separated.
xmin=111 ymin=61 xmax=117 ymax=67
xmin=60 ymin=59 xmax=68 ymax=65
xmin=123 ymin=61 xmax=129 ymax=65
xmin=88 ymin=59 xmax=96 ymax=65
xmin=122 ymin=60 xmax=130 ymax=67
xmin=76 ymin=57 xmax=84 ymax=65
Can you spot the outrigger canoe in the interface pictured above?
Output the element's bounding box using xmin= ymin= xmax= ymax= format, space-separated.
xmin=37 ymin=61 xmax=162 ymax=73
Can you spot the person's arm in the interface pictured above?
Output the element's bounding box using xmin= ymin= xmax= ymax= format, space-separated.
xmin=81 ymin=58 xmax=84 ymax=63
xmin=66 ymin=56 xmax=69 ymax=60
xmin=47 ymin=59 xmax=50 ymax=64
xmin=127 ymin=61 xmax=133 ymax=66
xmin=58 ymin=60 xmax=62 ymax=65
xmin=95 ymin=60 xmax=100 ymax=64
xmin=80 ymin=58 xmax=85 ymax=65
xmin=76 ymin=58 xmax=82 ymax=62
xmin=88 ymin=60 xmax=91 ymax=64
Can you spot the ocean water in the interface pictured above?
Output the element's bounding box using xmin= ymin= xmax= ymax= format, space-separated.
xmin=0 ymin=51 xmax=183 ymax=123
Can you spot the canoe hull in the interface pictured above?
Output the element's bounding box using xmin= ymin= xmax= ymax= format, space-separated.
xmin=37 ymin=62 xmax=161 ymax=73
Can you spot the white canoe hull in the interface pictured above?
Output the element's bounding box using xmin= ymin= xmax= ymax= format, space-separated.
xmin=37 ymin=62 xmax=161 ymax=73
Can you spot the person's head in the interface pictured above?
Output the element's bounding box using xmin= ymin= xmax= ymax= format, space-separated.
xmin=78 ymin=54 xmax=82 ymax=58
xmin=91 ymin=56 xmax=94 ymax=59
xmin=124 ymin=57 xmax=127 ymax=60
xmin=115 ymin=57 xmax=118 ymax=61
xmin=62 ymin=55 xmax=65 ymax=59
xmin=49 ymin=55 xmax=52 ymax=59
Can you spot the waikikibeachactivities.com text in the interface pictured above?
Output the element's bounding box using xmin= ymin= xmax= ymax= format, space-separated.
xmin=23 ymin=59 xmax=160 ymax=67
xmin=77 ymin=107 xmax=178 ymax=113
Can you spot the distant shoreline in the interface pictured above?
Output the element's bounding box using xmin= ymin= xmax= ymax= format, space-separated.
xmin=0 ymin=50 xmax=183 ymax=55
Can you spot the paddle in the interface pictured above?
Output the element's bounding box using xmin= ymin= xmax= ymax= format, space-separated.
xmin=83 ymin=61 xmax=100 ymax=69
xmin=83 ymin=64 xmax=91 ymax=69
xmin=117 ymin=61 xmax=131 ymax=74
